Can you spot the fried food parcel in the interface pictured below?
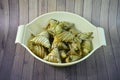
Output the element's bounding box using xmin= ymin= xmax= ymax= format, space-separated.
xmin=27 ymin=19 xmax=93 ymax=63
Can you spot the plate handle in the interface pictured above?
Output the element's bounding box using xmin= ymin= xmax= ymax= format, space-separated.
xmin=97 ymin=27 xmax=106 ymax=46
xmin=15 ymin=25 xmax=25 ymax=44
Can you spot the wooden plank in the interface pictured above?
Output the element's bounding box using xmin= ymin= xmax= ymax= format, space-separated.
xmin=91 ymin=0 xmax=101 ymax=26
xmin=83 ymin=0 xmax=98 ymax=80
xmin=84 ymin=0 xmax=101 ymax=80
xmin=38 ymin=0 xmax=41 ymax=15
xmin=48 ymin=0 xmax=56 ymax=12
xmin=106 ymin=0 xmax=120 ymax=80
xmin=55 ymin=67 xmax=66 ymax=80
xmin=44 ymin=65 xmax=55 ymax=80
xmin=56 ymin=0 xmax=65 ymax=11
xmin=22 ymin=51 xmax=34 ymax=80
xmin=65 ymin=1 xmax=77 ymax=80
xmin=0 ymin=2 xmax=4 ymax=68
xmin=85 ymin=55 xmax=97 ymax=80
xmin=109 ymin=0 xmax=120 ymax=47
xmin=41 ymin=0 xmax=48 ymax=14
xmin=66 ymin=0 xmax=74 ymax=12
xmin=0 ymin=0 xmax=9 ymax=70
xmin=0 ymin=0 xmax=19 ymax=80
xmin=21 ymin=0 xmax=38 ymax=80
xmin=62 ymin=67 xmax=70 ymax=80
xmin=110 ymin=1 xmax=120 ymax=72
xmin=38 ymin=0 xmax=47 ymax=15
xmin=32 ymin=59 xmax=45 ymax=80
xmin=43 ymin=1 xmax=56 ymax=80
xmin=32 ymin=0 xmax=46 ymax=80
xmin=55 ymin=0 xmax=66 ymax=80
xmin=10 ymin=0 xmax=29 ymax=80
xmin=75 ymin=0 xmax=84 ymax=16
xmin=94 ymin=48 xmax=109 ymax=80
xmin=0 ymin=50 xmax=3 ymax=69
xmin=90 ymin=0 xmax=109 ymax=80
xmin=70 ymin=65 xmax=77 ymax=80
xmin=102 ymin=45 xmax=119 ymax=80
xmin=76 ymin=62 xmax=87 ymax=80
xmin=100 ymin=0 xmax=120 ymax=80
xmin=28 ymin=0 xmax=38 ymax=21
xmin=74 ymin=0 xmax=87 ymax=80
xmin=116 ymin=0 xmax=120 ymax=75
xmin=117 ymin=0 xmax=120 ymax=40
xmin=99 ymin=0 xmax=111 ymax=80
xmin=111 ymin=46 xmax=120 ymax=79
xmin=10 ymin=45 xmax=25 ymax=80
xmin=83 ymin=0 xmax=92 ymax=21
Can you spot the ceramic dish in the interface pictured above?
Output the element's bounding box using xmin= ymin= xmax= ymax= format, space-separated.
xmin=15 ymin=12 xmax=106 ymax=66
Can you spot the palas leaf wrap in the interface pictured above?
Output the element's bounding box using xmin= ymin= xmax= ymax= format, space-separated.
xmin=27 ymin=19 xmax=93 ymax=63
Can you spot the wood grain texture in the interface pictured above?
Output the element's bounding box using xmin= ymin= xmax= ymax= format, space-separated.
xmin=75 ymin=1 xmax=87 ymax=80
xmin=92 ymin=0 xmax=108 ymax=80
xmin=83 ymin=0 xmax=92 ymax=21
xmin=83 ymin=0 xmax=98 ymax=80
xmin=9 ymin=0 xmax=37 ymax=80
xmin=65 ymin=1 xmax=77 ymax=80
xmin=10 ymin=0 xmax=29 ymax=80
xmin=0 ymin=0 xmax=120 ymax=80
xmin=0 ymin=0 xmax=9 ymax=69
xmin=44 ymin=1 xmax=56 ymax=80
xmin=0 ymin=0 xmax=19 ymax=80
xmin=75 ymin=0 xmax=84 ymax=16
xmin=55 ymin=1 xmax=66 ymax=80
xmin=41 ymin=0 xmax=47 ymax=14
xmin=116 ymin=0 xmax=120 ymax=75
xmin=56 ymin=0 xmax=65 ymax=11
xmin=96 ymin=1 xmax=110 ymax=78
xmin=66 ymin=0 xmax=74 ymax=12
xmin=107 ymin=0 xmax=120 ymax=80
xmin=21 ymin=0 xmax=38 ymax=80
xmin=48 ymin=0 xmax=56 ymax=12
xmin=32 ymin=0 xmax=46 ymax=80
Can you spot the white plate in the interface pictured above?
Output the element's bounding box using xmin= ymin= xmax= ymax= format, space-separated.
xmin=15 ymin=11 xmax=106 ymax=67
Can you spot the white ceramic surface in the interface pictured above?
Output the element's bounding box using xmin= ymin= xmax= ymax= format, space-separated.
xmin=15 ymin=12 xmax=106 ymax=66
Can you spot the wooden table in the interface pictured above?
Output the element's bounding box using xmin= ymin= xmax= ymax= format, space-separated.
xmin=0 ymin=0 xmax=120 ymax=80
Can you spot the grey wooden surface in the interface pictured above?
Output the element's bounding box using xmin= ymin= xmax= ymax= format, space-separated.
xmin=0 ymin=0 xmax=120 ymax=80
